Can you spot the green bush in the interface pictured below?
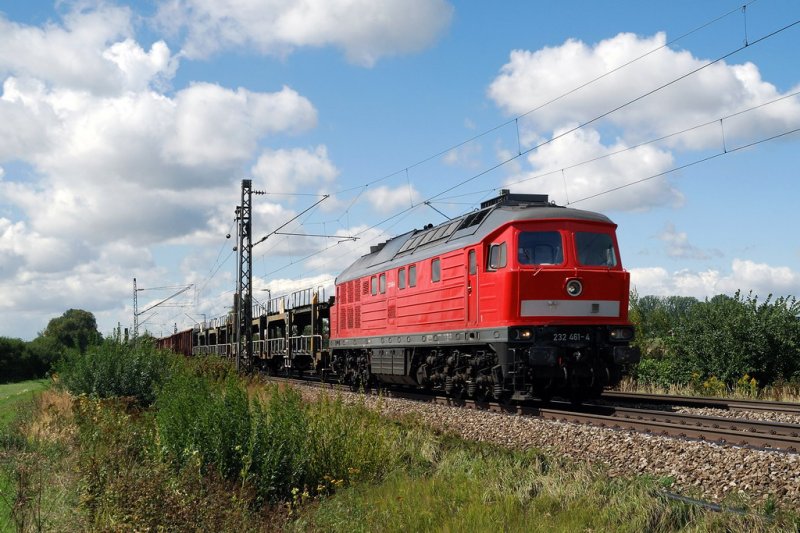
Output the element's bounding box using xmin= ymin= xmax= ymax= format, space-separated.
xmin=673 ymin=292 xmax=800 ymax=385
xmin=156 ymin=374 xmax=422 ymax=503
xmin=633 ymin=356 xmax=696 ymax=389
xmin=630 ymin=291 xmax=800 ymax=388
xmin=247 ymin=386 xmax=309 ymax=501
xmin=58 ymin=340 xmax=176 ymax=406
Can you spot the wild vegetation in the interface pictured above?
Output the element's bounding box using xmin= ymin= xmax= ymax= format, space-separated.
xmin=1 ymin=309 xmax=103 ymax=383
xmin=630 ymin=291 xmax=800 ymax=397
xmin=2 ymin=341 xmax=798 ymax=531
xmin=1 ymin=297 xmax=799 ymax=528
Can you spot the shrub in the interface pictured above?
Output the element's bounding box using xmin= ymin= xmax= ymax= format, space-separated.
xmin=633 ymin=356 xmax=696 ymax=388
xmin=248 ymin=386 xmax=309 ymax=501
xmin=156 ymin=372 xmax=252 ymax=482
xmin=156 ymin=376 xmax=423 ymax=504
xmin=58 ymin=340 xmax=176 ymax=406
xmin=673 ymin=292 xmax=800 ymax=385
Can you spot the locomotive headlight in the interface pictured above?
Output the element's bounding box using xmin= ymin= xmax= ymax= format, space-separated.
xmin=565 ymin=278 xmax=583 ymax=297
xmin=609 ymin=327 xmax=634 ymax=341
xmin=515 ymin=329 xmax=532 ymax=340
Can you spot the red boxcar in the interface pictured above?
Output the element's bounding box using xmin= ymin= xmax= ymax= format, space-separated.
xmin=156 ymin=328 xmax=193 ymax=357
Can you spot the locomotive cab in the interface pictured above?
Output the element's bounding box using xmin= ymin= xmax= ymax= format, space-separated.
xmin=478 ymin=217 xmax=639 ymax=401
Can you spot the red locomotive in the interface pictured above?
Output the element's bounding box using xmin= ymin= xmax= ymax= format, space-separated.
xmin=329 ymin=190 xmax=640 ymax=401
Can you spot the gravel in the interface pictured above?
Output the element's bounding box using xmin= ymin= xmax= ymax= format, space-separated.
xmin=297 ymin=384 xmax=800 ymax=507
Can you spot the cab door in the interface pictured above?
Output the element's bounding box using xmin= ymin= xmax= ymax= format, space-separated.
xmin=466 ymin=247 xmax=479 ymax=326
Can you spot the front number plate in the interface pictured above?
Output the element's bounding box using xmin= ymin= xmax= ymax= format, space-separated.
xmin=552 ymin=332 xmax=591 ymax=343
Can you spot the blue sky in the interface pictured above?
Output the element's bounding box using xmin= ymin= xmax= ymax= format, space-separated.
xmin=0 ymin=0 xmax=798 ymax=340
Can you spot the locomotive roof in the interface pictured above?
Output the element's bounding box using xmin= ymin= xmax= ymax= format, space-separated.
xmin=336 ymin=192 xmax=614 ymax=284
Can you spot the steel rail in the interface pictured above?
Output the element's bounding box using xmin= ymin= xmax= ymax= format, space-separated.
xmin=601 ymin=391 xmax=800 ymax=415
xmin=267 ymin=377 xmax=800 ymax=452
xmin=605 ymin=406 xmax=800 ymax=439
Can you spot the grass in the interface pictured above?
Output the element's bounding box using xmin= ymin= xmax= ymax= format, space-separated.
xmin=1 ymin=381 xmax=83 ymax=532
xmin=3 ymin=361 xmax=799 ymax=531
xmin=292 ymin=438 xmax=791 ymax=532
xmin=616 ymin=377 xmax=800 ymax=403
xmin=0 ymin=379 xmax=48 ymax=429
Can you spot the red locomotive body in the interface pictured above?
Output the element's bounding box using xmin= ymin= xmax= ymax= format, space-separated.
xmin=329 ymin=192 xmax=639 ymax=401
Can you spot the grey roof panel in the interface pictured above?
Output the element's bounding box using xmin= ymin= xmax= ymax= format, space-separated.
xmin=336 ymin=196 xmax=615 ymax=283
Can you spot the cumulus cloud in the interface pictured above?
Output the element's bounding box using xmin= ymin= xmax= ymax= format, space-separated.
xmin=503 ymin=126 xmax=680 ymax=211
xmin=0 ymin=6 xmax=326 ymax=338
xmin=362 ymin=185 xmax=421 ymax=212
xmin=630 ymin=259 xmax=800 ymax=300
xmin=303 ymin=225 xmax=392 ymax=274
xmin=0 ymin=77 xmax=318 ymax=242
xmin=486 ymin=32 xmax=800 ymax=213
xmin=156 ymin=0 xmax=454 ymax=66
xmin=251 ymin=145 xmax=337 ymax=195
xmin=167 ymin=84 xmax=317 ymax=168
xmin=0 ymin=6 xmax=179 ymax=94
xmin=488 ymin=32 xmax=800 ymax=149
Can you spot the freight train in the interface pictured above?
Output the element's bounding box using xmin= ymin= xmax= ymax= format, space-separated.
xmin=158 ymin=191 xmax=640 ymax=402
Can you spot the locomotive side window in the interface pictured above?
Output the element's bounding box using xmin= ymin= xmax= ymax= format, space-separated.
xmin=371 ymin=276 xmax=378 ymax=295
xmin=399 ymin=268 xmax=406 ymax=289
xmin=487 ymin=242 xmax=507 ymax=270
xmin=468 ymin=250 xmax=476 ymax=275
xmin=431 ymin=258 xmax=441 ymax=282
xmin=518 ymin=231 xmax=563 ymax=265
xmin=379 ymin=273 xmax=386 ymax=293
xmin=575 ymin=232 xmax=618 ymax=267
xmin=409 ymin=264 xmax=417 ymax=287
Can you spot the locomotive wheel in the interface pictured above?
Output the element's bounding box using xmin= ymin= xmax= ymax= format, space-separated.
xmin=474 ymin=386 xmax=490 ymax=403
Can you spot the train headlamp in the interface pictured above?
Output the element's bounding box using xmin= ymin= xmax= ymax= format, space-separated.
xmin=565 ymin=279 xmax=582 ymax=297
xmin=516 ymin=329 xmax=532 ymax=340
xmin=609 ymin=327 xmax=634 ymax=341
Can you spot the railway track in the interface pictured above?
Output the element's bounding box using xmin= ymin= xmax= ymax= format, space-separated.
xmin=272 ymin=377 xmax=800 ymax=453
xmin=601 ymin=391 xmax=800 ymax=416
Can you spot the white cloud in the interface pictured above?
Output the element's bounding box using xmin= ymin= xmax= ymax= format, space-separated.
xmin=0 ymin=6 xmax=180 ymax=94
xmin=488 ymin=32 xmax=800 ymax=150
xmin=257 ymin=274 xmax=335 ymax=302
xmin=303 ymin=225 xmax=392 ymax=275
xmin=102 ymin=39 xmax=179 ymax=92
xmin=630 ymin=259 xmax=800 ymax=300
xmin=0 ymin=80 xmax=317 ymax=245
xmin=0 ymin=6 xmax=327 ymax=339
xmin=251 ymin=145 xmax=337 ymax=195
xmin=157 ymin=0 xmax=454 ymax=66
xmin=362 ymin=185 xmax=421 ymax=212
xmin=504 ymin=126 xmax=680 ymax=212
xmin=167 ymin=84 xmax=317 ymax=168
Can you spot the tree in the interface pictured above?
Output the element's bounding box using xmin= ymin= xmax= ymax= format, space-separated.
xmin=673 ymin=292 xmax=800 ymax=385
xmin=0 ymin=337 xmax=28 ymax=382
xmin=42 ymin=309 xmax=102 ymax=353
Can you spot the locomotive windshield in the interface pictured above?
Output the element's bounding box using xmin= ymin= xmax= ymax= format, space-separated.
xmin=575 ymin=232 xmax=617 ymax=267
xmin=518 ymin=231 xmax=564 ymax=265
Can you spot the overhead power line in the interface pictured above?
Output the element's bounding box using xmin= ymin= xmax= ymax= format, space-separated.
xmin=199 ymin=1 xmax=795 ymax=318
